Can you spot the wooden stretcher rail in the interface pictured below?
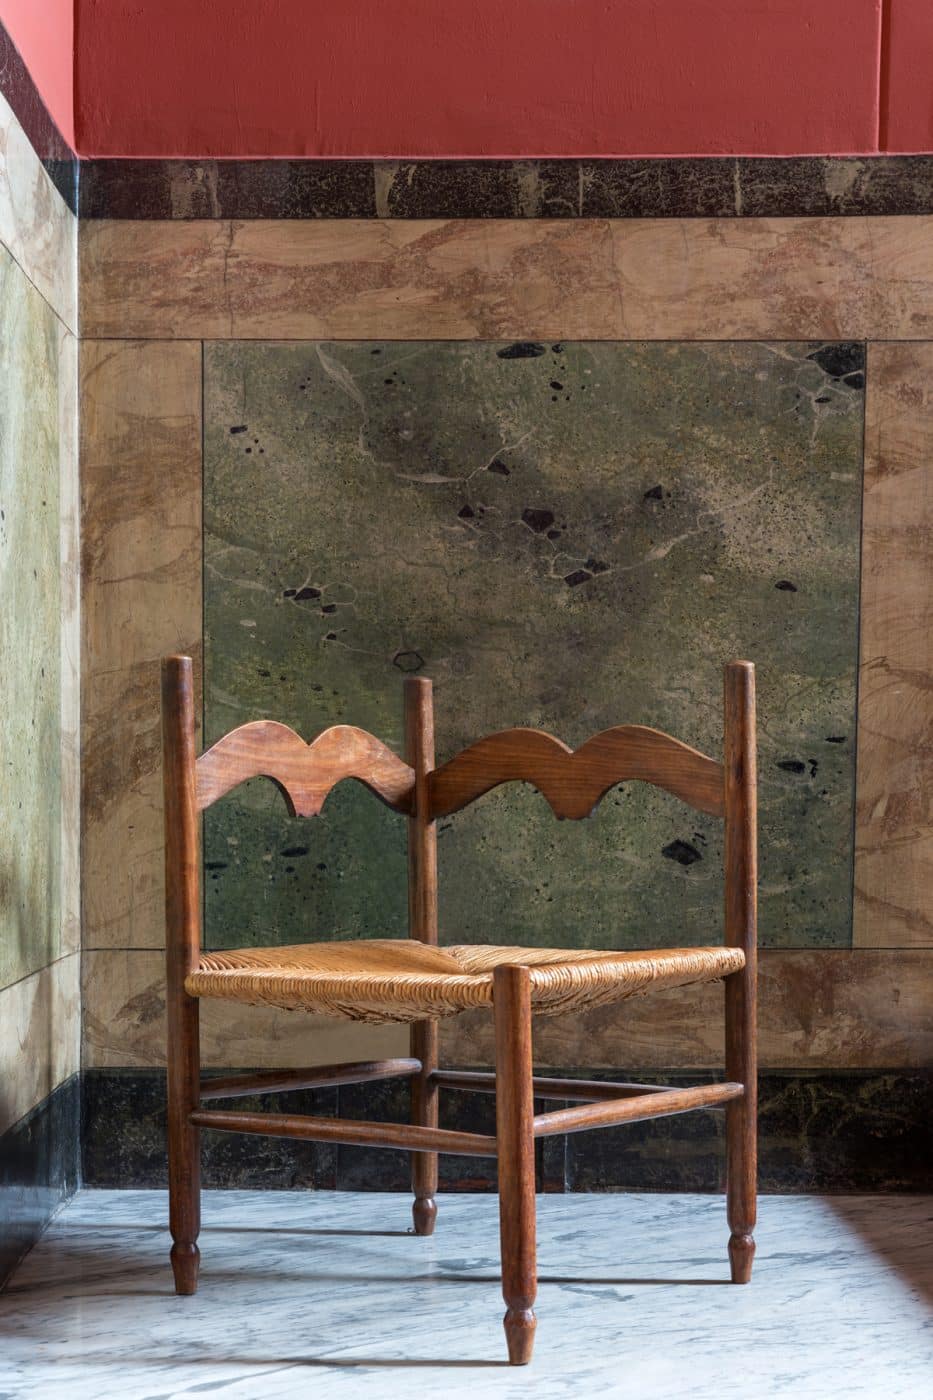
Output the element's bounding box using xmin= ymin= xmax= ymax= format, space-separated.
xmin=430 ymin=1070 xmax=669 ymax=1102
xmin=189 ymin=1108 xmax=499 ymax=1158
xmin=532 ymin=1082 xmax=745 ymax=1138
xmin=199 ymin=1058 xmax=421 ymax=1101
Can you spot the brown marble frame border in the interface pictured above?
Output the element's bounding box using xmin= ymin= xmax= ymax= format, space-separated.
xmin=79 ymin=215 xmax=933 ymax=1078
xmin=81 ymin=216 xmax=933 ymax=342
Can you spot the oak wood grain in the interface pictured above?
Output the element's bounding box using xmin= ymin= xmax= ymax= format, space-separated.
xmin=723 ymin=660 xmax=758 ymax=1284
xmin=189 ymin=1108 xmax=497 ymax=1157
xmin=161 ymin=655 xmax=202 ymax=1295
xmin=406 ymin=677 xmax=440 ymax=1236
xmin=531 ymin=1081 xmax=744 ymax=1138
xmin=199 ymin=1058 xmax=421 ymax=1101
xmin=429 ymin=725 xmax=724 ymax=820
xmin=494 ymin=964 xmax=537 ymax=1365
xmin=430 ymin=1070 xmax=669 ymax=1101
xmin=195 ymin=719 xmax=414 ymax=816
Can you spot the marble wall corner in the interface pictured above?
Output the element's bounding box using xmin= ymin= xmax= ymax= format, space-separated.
xmin=0 ymin=80 xmax=78 ymax=1225
xmin=0 ymin=955 xmax=80 ymax=1138
xmin=0 ymin=88 xmax=76 ymax=332
xmin=58 ymin=327 xmax=80 ymax=957
xmin=854 ymin=342 xmax=933 ymax=948
xmin=0 ymin=245 xmax=64 ymax=992
xmin=0 ymin=1072 xmax=79 ymax=1286
xmin=80 ymin=340 xmax=203 ymax=955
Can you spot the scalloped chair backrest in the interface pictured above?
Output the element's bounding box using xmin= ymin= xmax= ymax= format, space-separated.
xmin=194 ymin=718 xmax=415 ymax=818
xmin=427 ymin=724 xmax=725 ymax=821
xmin=161 ymin=655 xmax=754 ymax=966
xmin=166 ymin=659 xmax=740 ymax=827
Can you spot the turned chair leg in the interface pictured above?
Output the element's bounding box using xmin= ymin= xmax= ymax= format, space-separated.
xmin=162 ymin=654 xmax=202 ymax=1295
xmin=411 ymin=1019 xmax=438 ymax=1235
xmin=724 ymin=659 xmax=757 ymax=1284
xmin=167 ymin=992 xmax=201 ymax=1294
xmin=494 ymin=964 xmax=537 ymax=1366
xmin=725 ymin=966 xmax=757 ymax=1284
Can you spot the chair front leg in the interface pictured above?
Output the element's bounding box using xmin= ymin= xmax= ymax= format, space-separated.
xmin=725 ymin=964 xmax=757 ymax=1283
xmin=493 ymin=964 xmax=537 ymax=1366
xmin=167 ymin=988 xmax=201 ymax=1294
xmin=410 ymin=1018 xmax=438 ymax=1235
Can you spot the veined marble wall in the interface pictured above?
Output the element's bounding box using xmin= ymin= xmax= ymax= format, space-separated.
xmin=77 ymin=193 xmax=932 ymax=1190
xmin=0 ymin=85 xmax=79 ymax=1277
xmin=203 ymin=339 xmax=862 ymax=953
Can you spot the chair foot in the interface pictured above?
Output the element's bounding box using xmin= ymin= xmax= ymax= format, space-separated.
xmin=504 ymin=1308 xmax=537 ymax=1365
xmin=412 ymin=1194 xmax=437 ymax=1236
xmin=728 ymin=1232 xmax=755 ymax=1284
xmin=171 ymin=1241 xmax=200 ymax=1295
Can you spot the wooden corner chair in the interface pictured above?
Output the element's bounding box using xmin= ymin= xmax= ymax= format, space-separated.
xmin=161 ymin=656 xmax=757 ymax=1366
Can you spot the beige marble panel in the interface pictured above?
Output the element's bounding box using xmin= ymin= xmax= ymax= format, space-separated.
xmin=81 ymin=341 xmax=202 ymax=954
xmin=446 ymin=950 xmax=933 ymax=1069
xmin=0 ymin=89 xmax=76 ymax=331
xmin=80 ymin=219 xmax=622 ymax=340
xmin=82 ymin=950 xmax=408 ymax=1069
xmin=82 ymin=948 xmax=932 ymax=1071
xmin=80 ymin=216 xmax=933 ymax=342
xmin=58 ymin=328 xmax=80 ymax=957
xmin=854 ymin=344 xmax=933 ymax=948
xmin=0 ymin=954 xmax=80 ymax=1135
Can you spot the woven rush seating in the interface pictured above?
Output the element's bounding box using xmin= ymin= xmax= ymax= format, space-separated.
xmin=187 ymin=939 xmax=746 ymax=1022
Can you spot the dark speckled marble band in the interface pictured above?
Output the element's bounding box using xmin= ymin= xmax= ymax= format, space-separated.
xmin=0 ymin=1076 xmax=80 ymax=1286
xmin=77 ymin=155 xmax=933 ymax=220
xmin=81 ymin=1069 xmax=933 ymax=1194
xmin=0 ymin=21 xmax=77 ymax=212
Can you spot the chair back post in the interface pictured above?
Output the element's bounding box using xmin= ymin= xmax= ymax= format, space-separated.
xmin=162 ymin=655 xmax=202 ymax=979
xmin=722 ymin=660 xmax=758 ymax=1280
xmin=404 ymin=676 xmax=440 ymax=1235
xmin=723 ymin=660 xmax=757 ymax=968
xmin=161 ymin=653 xmax=203 ymax=1289
xmin=404 ymin=677 xmax=438 ymax=944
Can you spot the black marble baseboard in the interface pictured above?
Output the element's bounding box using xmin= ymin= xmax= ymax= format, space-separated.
xmin=76 ymin=155 xmax=933 ymax=222
xmin=0 ymin=1075 xmax=81 ymax=1286
xmin=81 ymin=1068 xmax=933 ymax=1194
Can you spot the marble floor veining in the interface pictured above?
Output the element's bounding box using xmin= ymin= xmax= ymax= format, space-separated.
xmin=1 ymin=1190 xmax=931 ymax=1398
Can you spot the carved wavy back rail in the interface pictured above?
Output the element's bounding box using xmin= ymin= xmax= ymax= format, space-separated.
xmin=428 ymin=726 xmax=725 ymax=820
xmin=195 ymin=721 xmax=415 ymax=816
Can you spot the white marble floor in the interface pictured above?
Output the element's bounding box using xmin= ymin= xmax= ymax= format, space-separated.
xmin=1 ymin=1190 xmax=931 ymax=1399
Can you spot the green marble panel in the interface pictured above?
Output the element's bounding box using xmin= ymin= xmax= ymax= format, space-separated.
xmin=203 ymin=340 xmax=863 ymax=951
xmin=0 ymin=247 xmax=62 ymax=989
